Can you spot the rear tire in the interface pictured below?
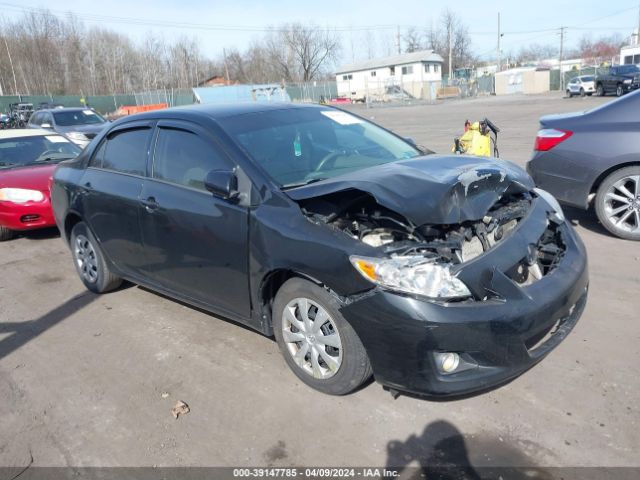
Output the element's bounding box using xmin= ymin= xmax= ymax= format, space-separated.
xmin=273 ymin=278 xmax=372 ymax=395
xmin=0 ymin=226 xmax=15 ymax=241
xmin=595 ymin=166 xmax=640 ymax=241
xmin=566 ymin=90 xmax=573 ymax=98
xmin=70 ymin=222 xmax=122 ymax=293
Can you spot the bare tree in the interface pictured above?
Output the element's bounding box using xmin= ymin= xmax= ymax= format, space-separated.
xmin=279 ymin=23 xmax=341 ymax=82
xmin=403 ymin=28 xmax=424 ymax=53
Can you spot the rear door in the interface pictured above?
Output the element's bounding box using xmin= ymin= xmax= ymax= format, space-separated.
xmin=138 ymin=120 xmax=251 ymax=318
xmin=80 ymin=121 xmax=153 ymax=277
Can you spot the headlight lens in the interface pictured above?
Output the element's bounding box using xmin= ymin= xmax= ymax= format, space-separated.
xmin=623 ymin=79 xmax=632 ymax=84
xmin=0 ymin=188 xmax=45 ymax=203
xmin=66 ymin=132 xmax=88 ymax=141
xmin=534 ymin=188 xmax=564 ymax=222
xmin=350 ymin=255 xmax=471 ymax=299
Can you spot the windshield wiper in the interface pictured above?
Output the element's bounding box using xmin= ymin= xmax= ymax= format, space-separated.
xmin=281 ymin=178 xmax=328 ymax=190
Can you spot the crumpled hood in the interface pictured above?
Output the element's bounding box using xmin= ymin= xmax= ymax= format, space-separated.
xmin=286 ymin=155 xmax=534 ymax=225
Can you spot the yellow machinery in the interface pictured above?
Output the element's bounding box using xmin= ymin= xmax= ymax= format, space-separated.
xmin=452 ymin=118 xmax=500 ymax=157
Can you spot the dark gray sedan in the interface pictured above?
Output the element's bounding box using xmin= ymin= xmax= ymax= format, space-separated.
xmin=528 ymin=90 xmax=640 ymax=240
xmin=28 ymin=107 xmax=108 ymax=149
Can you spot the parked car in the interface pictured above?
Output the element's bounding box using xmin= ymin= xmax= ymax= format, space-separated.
xmin=528 ymin=89 xmax=640 ymax=240
xmin=28 ymin=107 xmax=108 ymax=148
xmin=51 ymin=104 xmax=588 ymax=397
xmin=0 ymin=129 xmax=81 ymax=241
xmin=595 ymin=64 xmax=640 ymax=97
xmin=566 ymin=75 xmax=595 ymax=97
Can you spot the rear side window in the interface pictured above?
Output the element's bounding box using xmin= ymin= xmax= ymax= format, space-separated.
xmin=30 ymin=113 xmax=42 ymax=125
xmin=101 ymin=127 xmax=150 ymax=176
xmin=153 ymin=127 xmax=228 ymax=191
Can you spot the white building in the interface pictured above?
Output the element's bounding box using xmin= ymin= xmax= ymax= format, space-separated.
xmin=621 ymin=29 xmax=640 ymax=64
xmin=335 ymin=50 xmax=444 ymax=102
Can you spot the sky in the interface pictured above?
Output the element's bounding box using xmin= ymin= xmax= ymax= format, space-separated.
xmin=1 ymin=0 xmax=638 ymax=65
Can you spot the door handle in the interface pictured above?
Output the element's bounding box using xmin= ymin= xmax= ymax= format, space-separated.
xmin=81 ymin=181 xmax=92 ymax=191
xmin=141 ymin=196 xmax=159 ymax=212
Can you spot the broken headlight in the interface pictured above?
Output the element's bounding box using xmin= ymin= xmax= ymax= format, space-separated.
xmin=350 ymin=255 xmax=471 ymax=300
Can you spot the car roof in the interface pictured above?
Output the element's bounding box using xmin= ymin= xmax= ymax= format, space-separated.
xmin=0 ymin=128 xmax=62 ymax=139
xmin=120 ymin=102 xmax=329 ymax=124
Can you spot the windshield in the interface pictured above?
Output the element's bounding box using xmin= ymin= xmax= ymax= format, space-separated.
xmin=53 ymin=110 xmax=106 ymax=126
xmin=581 ymin=76 xmax=594 ymax=82
xmin=0 ymin=135 xmax=82 ymax=168
xmin=220 ymin=107 xmax=421 ymax=187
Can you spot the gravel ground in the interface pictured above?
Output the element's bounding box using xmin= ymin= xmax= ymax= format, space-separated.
xmin=0 ymin=92 xmax=638 ymax=471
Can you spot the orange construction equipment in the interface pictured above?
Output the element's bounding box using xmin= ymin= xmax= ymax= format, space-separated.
xmin=115 ymin=103 xmax=168 ymax=116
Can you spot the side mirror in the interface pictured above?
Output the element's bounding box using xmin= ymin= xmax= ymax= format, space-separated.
xmin=41 ymin=123 xmax=51 ymax=128
xmin=404 ymin=137 xmax=417 ymax=145
xmin=204 ymin=170 xmax=239 ymax=200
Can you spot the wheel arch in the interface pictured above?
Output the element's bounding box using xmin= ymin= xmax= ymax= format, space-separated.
xmin=258 ymin=269 xmax=332 ymax=335
xmin=590 ymin=161 xmax=640 ymax=199
xmin=63 ymin=211 xmax=83 ymax=244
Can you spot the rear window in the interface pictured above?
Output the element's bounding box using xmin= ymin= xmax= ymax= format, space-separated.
xmin=53 ymin=110 xmax=106 ymax=126
xmin=101 ymin=128 xmax=150 ymax=176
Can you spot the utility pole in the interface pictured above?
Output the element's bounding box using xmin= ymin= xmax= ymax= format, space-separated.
xmin=3 ymin=37 xmax=18 ymax=95
xmin=396 ymin=25 xmax=401 ymax=54
xmin=448 ymin=25 xmax=453 ymax=82
xmin=222 ymin=48 xmax=230 ymax=84
xmin=559 ymin=26 xmax=566 ymax=91
xmin=497 ymin=12 xmax=501 ymax=72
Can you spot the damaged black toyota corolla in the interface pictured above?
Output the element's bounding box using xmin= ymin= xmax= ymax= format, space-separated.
xmin=51 ymin=103 xmax=589 ymax=397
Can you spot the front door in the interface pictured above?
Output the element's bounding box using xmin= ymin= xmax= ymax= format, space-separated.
xmin=138 ymin=120 xmax=250 ymax=319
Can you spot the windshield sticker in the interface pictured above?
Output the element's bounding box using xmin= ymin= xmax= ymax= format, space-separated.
xmin=320 ymin=111 xmax=362 ymax=125
xmin=46 ymin=136 xmax=70 ymax=143
xmin=83 ymin=110 xmax=96 ymax=115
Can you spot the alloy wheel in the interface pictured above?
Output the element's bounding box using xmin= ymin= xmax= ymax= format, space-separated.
xmin=604 ymin=175 xmax=640 ymax=234
xmin=281 ymin=297 xmax=342 ymax=379
xmin=74 ymin=234 xmax=99 ymax=283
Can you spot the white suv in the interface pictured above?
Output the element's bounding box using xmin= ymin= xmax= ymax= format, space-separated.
xmin=566 ymin=75 xmax=595 ymax=97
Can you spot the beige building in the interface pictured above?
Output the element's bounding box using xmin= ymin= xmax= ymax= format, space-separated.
xmin=494 ymin=68 xmax=550 ymax=95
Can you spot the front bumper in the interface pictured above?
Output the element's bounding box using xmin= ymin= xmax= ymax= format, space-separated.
xmin=340 ymin=199 xmax=588 ymax=397
xmin=0 ymin=195 xmax=56 ymax=231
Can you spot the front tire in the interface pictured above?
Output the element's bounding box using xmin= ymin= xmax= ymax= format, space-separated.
xmin=273 ymin=278 xmax=372 ymax=395
xmin=0 ymin=226 xmax=15 ymax=241
xmin=70 ymin=222 xmax=122 ymax=293
xmin=595 ymin=167 xmax=640 ymax=241
xmin=580 ymin=88 xmax=585 ymax=97
xmin=596 ymin=84 xmax=604 ymax=96
xmin=616 ymin=84 xmax=623 ymax=97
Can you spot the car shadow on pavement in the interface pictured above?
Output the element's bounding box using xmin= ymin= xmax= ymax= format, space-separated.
xmin=17 ymin=227 xmax=60 ymax=241
xmin=563 ymin=206 xmax=611 ymax=238
xmin=0 ymin=292 xmax=97 ymax=361
xmin=385 ymin=419 xmax=553 ymax=479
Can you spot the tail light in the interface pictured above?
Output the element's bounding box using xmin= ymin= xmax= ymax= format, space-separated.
xmin=534 ymin=129 xmax=573 ymax=151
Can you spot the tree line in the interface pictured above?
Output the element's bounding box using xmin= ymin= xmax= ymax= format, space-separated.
xmin=0 ymin=7 xmax=627 ymax=97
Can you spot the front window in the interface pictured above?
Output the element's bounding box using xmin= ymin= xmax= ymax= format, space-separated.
xmin=53 ymin=110 xmax=106 ymax=126
xmin=581 ymin=76 xmax=594 ymax=82
xmin=220 ymin=108 xmax=421 ymax=187
xmin=0 ymin=135 xmax=81 ymax=169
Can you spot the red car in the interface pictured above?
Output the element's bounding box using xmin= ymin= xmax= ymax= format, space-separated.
xmin=0 ymin=129 xmax=81 ymax=241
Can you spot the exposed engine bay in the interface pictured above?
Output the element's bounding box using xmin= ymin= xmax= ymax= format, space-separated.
xmin=299 ymin=189 xmax=566 ymax=287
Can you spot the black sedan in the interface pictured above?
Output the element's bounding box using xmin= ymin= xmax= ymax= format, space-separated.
xmin=528 ymin=89 xmax=640 ymax=240
xmin=51 ymin=104 xmax=588 ymax=397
